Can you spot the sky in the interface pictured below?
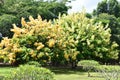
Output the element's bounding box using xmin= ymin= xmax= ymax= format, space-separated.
xmin=67 ymin=0 xmax=120 ymax=13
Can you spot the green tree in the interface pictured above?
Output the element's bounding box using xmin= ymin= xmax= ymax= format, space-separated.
xmin=0 ymin=0 xmax=69 ymax=37
xmin=0 ymin=15 xmax=68 ymax=66
xmin=93 ymin=0 xmax=120 ymax=18
xmin=93 ymin=0 xmax=120 ymax=63
xmin=0 ymin=14 xmax=17 ymax=37
xmin=0 ymin=12 xmax=119 ymax=67
xmin=55 ymin=12 xmax=119 ymax=64
xmin=94 ymin=13 xmax=120 ymax=62
xmin=86 ymin=13 xmax=92 ymax=18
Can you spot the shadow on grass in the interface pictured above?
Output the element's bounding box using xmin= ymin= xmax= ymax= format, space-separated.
xmin=47 ymin=67 xmax=104 ymax=80
xmin=88 ymin=75 xmax=103 ymax=78
xmin=48 ymin=67 xmax=87 ymax=75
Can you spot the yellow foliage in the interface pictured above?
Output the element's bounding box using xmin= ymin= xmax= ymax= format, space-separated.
xmin=38 ymin=15 xmax=42 ymax=21
xmin=8 ymin=53 xmax=16 ymax=59
xmin=64 ymin=53 xmax=69 ymax=61
xmin=31 ymin=54 xmax=36 ymax=58
xmin=29 ymin=50 xmax=34 ymax=55
xmin=29 ymin=16 xmax=34 ymax=22
xmin=37 ymin=45 xmax=44 ymax=50
xmin=0 ymin=37 xmax=11 ymax=47
xmin=11 ymin=24 xmax=27 ymax=38
xmin=11 ymin=24 xmax=21 ymax=35
xmin=9 ymin=59 xmax=15 ymax=63
xmin=48 ymin=39 xmax=55 ymax=47
xmin=43 ymin=60 xmax=47 ymax=63
xmin=21 ymin=17 xmax=27 ymax=26
xmin=72 ymin=52 xmax=79 ymax=60
xmin=34 ymin=42 xmax=44 ymax=50
xmin=7 ymin=53 xmax=16 ymax=63
xmin=37 ymin=52 xmax=44 ymax=58
xmin=0 ymin=51 xmax=8 ymax=55
xmin=0 ymin=15 xmax=67 ymax=64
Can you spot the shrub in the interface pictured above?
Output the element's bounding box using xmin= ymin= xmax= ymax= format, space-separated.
xmin=0 ymin=11 xmax=119 ymax=67
xmin=0 ymin=15 xmax=67 ymax=65
xmin=77 ymin=60 xmax=100 ymax=77
xmin=55 ymin=12 xmax=119 ymax=63
xmin=4 ymin=65 xmax=55 ymax=80
xmin=78 ymin=60 xmax=100 ymax=66
xmin=96 ymin=65 xmax=120 ymax=72
xmin=96 ymin=65 xmax=120 ymax=80
xmin=78 ymin=60 xmax=100 ymax=71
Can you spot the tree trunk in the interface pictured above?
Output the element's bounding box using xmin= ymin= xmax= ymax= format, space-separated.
xmin=71 ymin=61 xmax=77 ymax=69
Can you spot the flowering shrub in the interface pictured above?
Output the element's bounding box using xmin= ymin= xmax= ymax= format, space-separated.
xmin=0 ymin=11 xmax=119 ymax=66
xmin=54 ymin=11 xmax=119 ymax=62
xmin=0 ymin=15 xmax=67 ymax=65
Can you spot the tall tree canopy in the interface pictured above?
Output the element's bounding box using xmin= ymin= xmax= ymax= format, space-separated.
xmin=93 ymin=0 xmax=120 ymax=62
xmin=93 ymin=0 xmax=120 ymax=18
xmin=94 ymin=13 xmax=120 ymax=47
xmin=0 ymin=0 xmax=69 ymax=37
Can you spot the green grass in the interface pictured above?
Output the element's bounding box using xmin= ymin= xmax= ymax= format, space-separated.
xmin=49 ymin=67 xmax=104 ymax=80
xmin=0 ymin=67 xmax=15 ymax=77
xmin=55 ymin=73 xmax=103 ymax=80
xmin=0 ymin=66 xmax=120 ymax=80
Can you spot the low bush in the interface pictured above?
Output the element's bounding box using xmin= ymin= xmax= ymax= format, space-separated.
xmin=4 ymin=65 xmax=55 ymax=80
xmin=96 ymin=65 xmax=120 ymax=80
xmin=77 ymin=60 xmax=100 ymax=77
xmin=78 ymin=60 xmax=100 ymax=66
xmin=96 ymin=65 xmax=120 ymax=72
xmin=78 ymin=60 xmax=100 ymax=71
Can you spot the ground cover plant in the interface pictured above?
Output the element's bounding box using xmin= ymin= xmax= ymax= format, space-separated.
xmin=4 ymin=65 xmax=54 ymax=80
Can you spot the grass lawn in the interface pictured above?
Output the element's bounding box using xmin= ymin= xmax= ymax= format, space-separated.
xmin=55 ymin=73 xmax=104 ymax=80
xmin=0 ymin=67 xmax=15 ymax=78
xmin=49 ymin=67 xmax=104 ymax=80
xmin=0 ymin=67 xmax=119 ymax=80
